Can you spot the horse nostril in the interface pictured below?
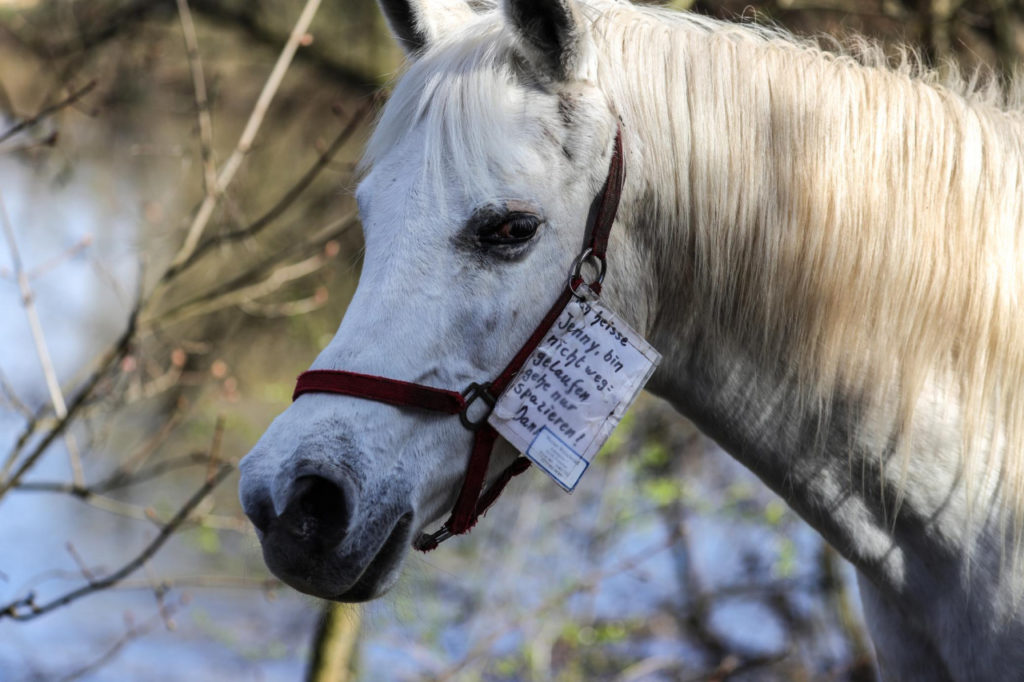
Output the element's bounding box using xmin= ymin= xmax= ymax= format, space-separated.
xmin=280 ymin=475 xmax=351 ymax=548
xmin=245 ymin=499 xmax=275 ymax=535
xmin=239 ymin=480 xmax=276 ymax=536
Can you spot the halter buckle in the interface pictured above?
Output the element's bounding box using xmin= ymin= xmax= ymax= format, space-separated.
xmin=459 ymin=381 xmax=496 ymax=431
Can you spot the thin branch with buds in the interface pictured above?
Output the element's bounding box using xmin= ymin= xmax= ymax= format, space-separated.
xmin=160 ymin=99 xmax=372 ymax=283
xmin=0 ymin=188 xmax=85 ymax=485
xmin=175 ymin=0 xmax=218 ymax=200
xmin=0 ymin=464 xmax=232 ymax=621
xmin=165 ymin=0 xmax=324 ymax=273
xmin=0 ymin=80 xmax=96 ymax=147
xmin=0 ymin=307 xmax=138 ymax=501
xmin=146 ymin=210 xmax=359 ymax=329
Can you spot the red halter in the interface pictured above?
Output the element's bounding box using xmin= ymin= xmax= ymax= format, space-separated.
xmin=293 ymin=129 xmax=625 ymax=551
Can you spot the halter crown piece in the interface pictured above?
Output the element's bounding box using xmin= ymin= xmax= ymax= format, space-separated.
xmin=293 ymin=128 xmax=625 ymax=551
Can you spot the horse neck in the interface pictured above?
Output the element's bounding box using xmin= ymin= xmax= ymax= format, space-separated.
xmin=601 ymin=18 xmax=1024 ymax=678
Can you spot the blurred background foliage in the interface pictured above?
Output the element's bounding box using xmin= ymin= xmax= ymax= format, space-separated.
xmin=0 ymin=0 xmax=1020 ymax=680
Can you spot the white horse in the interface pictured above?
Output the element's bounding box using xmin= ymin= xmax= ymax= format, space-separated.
xmin=238 ymin=0 xmax=1024 ymax=678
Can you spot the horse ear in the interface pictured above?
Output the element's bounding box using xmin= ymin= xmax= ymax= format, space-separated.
xmin=377 ymin=0 xmax=474 ymax=55
xmin=502 ymin=0 xmax=586 ymax=80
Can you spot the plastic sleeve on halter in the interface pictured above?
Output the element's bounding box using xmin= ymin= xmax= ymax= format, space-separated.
xmin=292 ymin=370 xmax=467 ymax=414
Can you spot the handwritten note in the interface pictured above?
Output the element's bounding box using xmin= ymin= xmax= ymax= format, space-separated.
xmin=489 ymin=287 xmax=661 ymax=491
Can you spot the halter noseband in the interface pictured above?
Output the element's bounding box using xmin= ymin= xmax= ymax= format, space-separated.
xmin=292 ymin=129 xmax=625 ymax=551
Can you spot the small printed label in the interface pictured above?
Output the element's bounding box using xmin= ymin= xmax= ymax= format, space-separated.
xmin=527 ymin=427 xmax=589 ymax=492
xmin=489 ymin=287 xmax=661 ymax=491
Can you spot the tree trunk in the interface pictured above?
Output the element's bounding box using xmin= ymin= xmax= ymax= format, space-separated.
xmin=306 ymin=603 xmax=361 ymax=682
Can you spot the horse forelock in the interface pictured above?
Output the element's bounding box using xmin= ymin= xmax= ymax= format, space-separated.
xmin=361 ymin=14 xmax=544 ymax=203
xmin=362 ymin=0 xmax=1024 ymax=564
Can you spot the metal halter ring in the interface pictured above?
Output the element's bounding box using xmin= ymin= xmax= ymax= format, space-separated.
xmin=569 ymin=247 xmax=607 ymax=297
xmin=459 ymin=381 xmax=496 ymax=431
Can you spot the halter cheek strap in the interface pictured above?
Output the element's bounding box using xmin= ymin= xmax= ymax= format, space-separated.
xmin=292 ymin=128 xmax=625 ymax=552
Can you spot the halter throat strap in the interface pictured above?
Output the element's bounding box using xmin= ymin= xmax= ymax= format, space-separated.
xmin=292 ymin=128 xmax=625 ymax=551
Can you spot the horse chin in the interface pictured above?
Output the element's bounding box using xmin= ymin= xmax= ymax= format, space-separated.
xmin=260 ymin=512 xmax=414 ymax=603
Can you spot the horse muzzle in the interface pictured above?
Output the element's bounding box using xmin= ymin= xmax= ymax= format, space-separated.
xmin=239 ymin=453 xmax=413 ymax=601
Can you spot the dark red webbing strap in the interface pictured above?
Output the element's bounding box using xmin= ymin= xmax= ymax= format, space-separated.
xmin=293 ymin=370 xmax=466 ymax=414
xmin=448 ymin=425 xmax=498 ymax=533
xmin=416 ymin=432 xmax=531 ymax=552
xmin=490 ymin=287 xmax=575 ymax=395
xmin=437 ymin=287 xmax=575 ymax=542
xmin=488 ymin=130 xmax=623 ymax=394
xmin=473 ymin=453 xmax=531 ymax=516
xmin=587 ymin=130 xmax=624 ymax=261
xmin=293 ymin=127 xmax=626 ymax=551
xmin=418 ymin=129 xmax=625 ymax=546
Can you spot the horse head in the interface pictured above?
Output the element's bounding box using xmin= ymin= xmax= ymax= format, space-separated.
xmin=238 ymin=0 xmax=645 ymax=601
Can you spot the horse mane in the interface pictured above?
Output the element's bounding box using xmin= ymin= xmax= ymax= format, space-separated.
xmin=590 ymin=1 xmax=1024 ymax=552
xmin=367 ymin=0 xmax=1024 ymax=559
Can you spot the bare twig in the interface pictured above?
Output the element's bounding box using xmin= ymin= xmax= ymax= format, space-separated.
xmin=0 ymin=307 xmax=138 ymax=502
xmin=238 ymin=287 xmax=329 ymax=318
xmin=0 ymin=464 xmax=233 ymax=621
xmin=109 ymin=575 xmax=281 ymax=591
xmin=23 ymin=235 xmax=93 ymax=281
xmin=65 ymin=542 xmax=96 ymax=583
xmin=6 ymin=421 xmax=243 ymax=529
xmin=55 ymin=605 xmax=180 ymax=682
xmin=166 ymin=0 xmax=324 ymax=271
xmin=144 ymin=210 xmax=358 ymax=329
xmin=434 ymin=531 xmax=683 ymax=681
xmin=175 ymin=0 xmax=217 ymax=199
xmin=0 ymin=412 xmax=42 ymax=480
xmin=12 ymin=451 xmax=234 ymax=513
xmin=155 ymin=252 xmax=329 ymax=327
xmin=0 ymin=80 xmax=96 ymax=147
xmin=1 ymin=0 xmax=380 ymax=91
xmin=0 ymin=188 xmax=84 ymax=485
xmin=116 ymin=406 xmax=186 ymax=477
xmin=206 ymin=416 xmax=225 ymax=481
xmin=0 ymin=367 xmax=33 ymax=418
xmin=160 ymin=100 xmax=371 ymax=282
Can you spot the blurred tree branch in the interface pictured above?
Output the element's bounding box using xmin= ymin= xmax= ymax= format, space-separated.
xmin=175 ymin=0 xmax=218 ymax=200
xmin=306 ymin=604 xmax=361 ymax=682
xmin=55 ymin=603 xmax=183 ymax=682
xmin=0 ymin=188 xmax=84 ymax=485
xmin=165 ymin=0 xmax=324 ymax=273
xmin=12 ymin=451 xmax=233 ymax=498
xmin=0 ymin=306 xmax=138 ymax=500
xmin=149 ymin=210 xmax=359 ymax=329
xmin=0 ymin=79 xmax=96 ymax=146
xmin=0 ymin=3 xmax=364 ymax=660
xmin=1 ymin=0 xmax=383 ymax=92
xmin=159 ymin=98 xmax=371 ymax=284
xmin=0 ymin=464 xmax=232 ymax=621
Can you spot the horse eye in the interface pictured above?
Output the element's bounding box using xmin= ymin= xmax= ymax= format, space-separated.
xmin=479 ymin=213 xmax=540 ymax=246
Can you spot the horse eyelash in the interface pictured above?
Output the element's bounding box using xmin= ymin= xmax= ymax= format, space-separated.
xmin=479 ymin=213 xmax=541 ymax=245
